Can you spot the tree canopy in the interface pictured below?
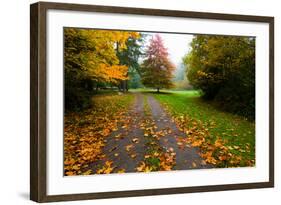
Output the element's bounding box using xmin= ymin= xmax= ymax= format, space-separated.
xmin=140 ymin=34 xmax=175 ymax=92
xmin=64 ymin=28 xmax=140 ymax=110
xmin=183 ymin=35 xmax=255 ymax=119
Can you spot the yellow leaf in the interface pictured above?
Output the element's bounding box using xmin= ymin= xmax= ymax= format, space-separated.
xmin=136 ymin=162 xmax=146 ymax=172
xmin=130 ymin=154 xmax=137 ymax=158
xmin=65 ymin=171 xmax=75 ymax=176
xmin=144 ymin=166 xmax=152 ymax=172
xmin=192 ymin=162 xmax=197 ymax=168
xmin=117 ymin=169 xmax=125 ymax=173
xmin=177 ymin=142 xmax=183 ymax=146
xmin=82 ymin=169 xmax=92 ymax=175
xmin=105 ymin=161 xmax=113 ymax=167
xmin=125 ymin=144 xmax=134 ymax=152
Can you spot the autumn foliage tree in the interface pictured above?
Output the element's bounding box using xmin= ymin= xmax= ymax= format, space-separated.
xmin=140 ymin=34 xmax=175 ymax=92
xmin=64 ymin=28 xmax=140 ymax=110
xmin=184 ymin=35 xmax=255 ymax=119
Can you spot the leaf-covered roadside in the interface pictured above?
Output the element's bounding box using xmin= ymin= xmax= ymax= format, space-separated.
xmin=154 ymin=92 xmax=255 ymax=168
xmin=64 ymin=94 xmax=134 ymax=176
xmin=173 ymin=116 xmax=254 ymax=167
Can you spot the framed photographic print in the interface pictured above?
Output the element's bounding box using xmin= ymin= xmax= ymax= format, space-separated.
xmin=30 ymin=1 xmax=274 ymax=202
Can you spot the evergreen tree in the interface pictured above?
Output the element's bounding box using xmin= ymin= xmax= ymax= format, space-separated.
xmin=140 ymin=34 xmax=175 ymax=92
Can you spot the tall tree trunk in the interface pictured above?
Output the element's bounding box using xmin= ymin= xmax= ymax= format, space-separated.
xmin=124 ymin=80 xmax=127 ymax=92
xmin=157 ymin=87 xmax=160 ymax=93
xmin=95 ymin=84 xmax=99 ymax=93
xmin=120 ymin=81 xmax=126 ymax=92
xmin=126 ymin=79 xmax=129 ymax=92
xmin=122 ymin=71 xmax=129 ymax=92
xmin=118 ymin=83 xmax=121 ymax=91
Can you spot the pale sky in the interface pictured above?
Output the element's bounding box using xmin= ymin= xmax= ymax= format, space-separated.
xmin=143 ymin=32 xmax=194 ymax=67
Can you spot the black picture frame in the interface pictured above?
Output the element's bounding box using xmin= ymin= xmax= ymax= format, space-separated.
xmin=30 ymin=1 xmax=274 ymax=202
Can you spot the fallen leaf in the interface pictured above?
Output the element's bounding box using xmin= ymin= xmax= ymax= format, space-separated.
xmin=177 ymin=142 xmax=183 ymax=146
xmin=82 ymin=169 xmax=92 ymax=175
xmin=192 ymin=162 xmax=197 ymax=168
xmin=130 ymin=154 xmax=137 ymax=158
xmin=117 ymin=169 xmax=125 ymax=173
xmin=132 ymin=138 xmax=139 ymax=143
xmin=125 ymin=144 xmax=134 ymax=152
xmin=136 ymin=162 xmax=146 ymax=171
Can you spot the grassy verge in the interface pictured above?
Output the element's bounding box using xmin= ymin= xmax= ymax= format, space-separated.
xmin=151 ymin=90 xmax=255 ymax=168
xmin=64 ymin=92 xmax=134 ymax=176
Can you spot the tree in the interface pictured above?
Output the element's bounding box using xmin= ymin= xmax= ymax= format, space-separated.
xmin=140 ymin=34 xmax=175 ymax=92
xmin=128 ymin=67 xmax=143 ymax=89
xmin=117 ymin=34 xmax=145 ymax=91
xmin=184 ymin=35 xmax=255 ymax=119
xmin=64 ymin=29 xmax=140 ymax=85
xmin=64 ymin=28 xmax=140 ymax=110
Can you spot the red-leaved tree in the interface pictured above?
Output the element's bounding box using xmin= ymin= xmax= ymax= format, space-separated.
xmin=140 ymin=34 xmax=175 ymax=92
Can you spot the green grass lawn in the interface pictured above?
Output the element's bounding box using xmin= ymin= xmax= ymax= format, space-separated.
xmin=148 ymin=89 xmax=255 ymax=167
